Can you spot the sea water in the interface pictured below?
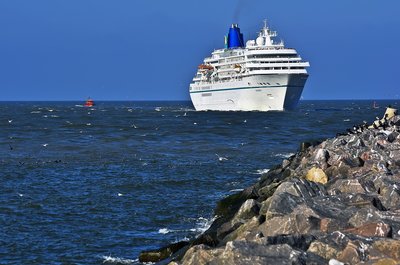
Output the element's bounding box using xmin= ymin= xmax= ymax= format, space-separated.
xmin=0 ymin=100 xmax=397 ymax=264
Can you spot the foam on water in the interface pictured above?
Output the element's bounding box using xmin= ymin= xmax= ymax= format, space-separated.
xmin=190 ymin=216 xmax=217 ymax=235
xmin=101 ymin=255 xmax=138 ymax=264
xmin=255 ymin=168 xmax=270 ymax=174
xmin=158 ymin=228 xmax=170 ymax=234
xmin=229 ymin=188 xmax=244 ymax=192
xmin=274 ymin=153 xmax=295 ymax=159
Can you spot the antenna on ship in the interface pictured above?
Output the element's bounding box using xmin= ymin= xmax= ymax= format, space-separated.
xmin=263 ymin=19 xmax=267 ymax=29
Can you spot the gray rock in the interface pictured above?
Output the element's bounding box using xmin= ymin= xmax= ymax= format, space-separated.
xmin=257 ymin=182 xmax=280 ymax=201
xmin=221 ymin=216 xmax=262 ymax=243
xmin=327 ymin=179 xmax=366 ymax=194
xmin=258 ymin=210 xmax=320 ymax=237
xmin=264 ymin=234 xmax=317 ymax=251
xmin=348 ymin=207 xmax=382 ymax=227
xmin=232 ymin=199 xmax=260 ymax=223
xmin=216 ymin=241 xmax=306 ymax=265
xmin=274 ymin=178 xmax=327 ymax=199
xmin=179 ymin=244 xmax=223 ymax=265
xmin=218 ymin=199 xmax=260 ymax=240
xmin=373 ymin=175 xmax=400 ymax=210
xmin=139 ymin=241 xmax=189 ymax=263
xmin=263 ymin=191 xmax=305 ymax=220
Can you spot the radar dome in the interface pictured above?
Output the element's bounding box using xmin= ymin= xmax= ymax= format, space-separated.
xmin=246 ymin=40 xmax=255 ymax=47
xmin=256 ymin=37 xmax=265 ymax=46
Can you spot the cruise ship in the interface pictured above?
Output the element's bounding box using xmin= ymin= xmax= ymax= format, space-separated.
xmin=189 ymin=21 xmax=310 ymax=111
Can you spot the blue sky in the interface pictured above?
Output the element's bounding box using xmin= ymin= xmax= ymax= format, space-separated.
xmin=0 ymin=0 xmax=399 ymax=100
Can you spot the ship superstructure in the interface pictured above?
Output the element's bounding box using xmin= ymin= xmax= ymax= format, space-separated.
xmin=189 ymin=21 xmax=310 ymax=111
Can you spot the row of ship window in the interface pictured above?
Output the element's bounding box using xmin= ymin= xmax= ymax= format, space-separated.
xmin=249 ymin=67 xmax=304 ymax=70
xmin=196 ymin=66 xmax=304 ymax=78
xmin=216 ymin=60 xmax=302 ymax=66
xmin=206 ymin=54 xmax=299 ymax=63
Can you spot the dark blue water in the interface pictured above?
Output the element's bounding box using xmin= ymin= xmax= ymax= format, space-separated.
xmin=0 ymin=100 xmax=398 ymax=264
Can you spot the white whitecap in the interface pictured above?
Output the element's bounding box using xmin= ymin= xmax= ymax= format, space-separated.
xmin=101 ymin=255 xmax=137 ymax=264
xmin=274 ymin=153 xmax=294 ymax=159
xmin=229 ymin=188 xmax=244 ymax=192
xmin=158 ymin=228 xmax=170 ymax=234
xmin=255 ymin=169 xmax=270 ymax=174
xmin=191 ymin=216 xmax=217 ymax=235
xmin=343 ymin=119 xmax=350 ymax=122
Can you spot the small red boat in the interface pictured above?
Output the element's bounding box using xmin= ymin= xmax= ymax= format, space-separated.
xmin=84 ymin=98 xmax=95 ymax=107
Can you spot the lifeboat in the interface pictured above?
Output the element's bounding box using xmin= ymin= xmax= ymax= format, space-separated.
xmin=84 ymin=98 xmax=95 ymax=107
xmin=234 ymin=64 xmax=242 ymax=72
xmin=198 ymin=64 xmax=214 ymax=71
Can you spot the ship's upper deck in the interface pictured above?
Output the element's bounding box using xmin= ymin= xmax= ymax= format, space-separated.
xmin=191 ymin=21 xmax=309 ymax=84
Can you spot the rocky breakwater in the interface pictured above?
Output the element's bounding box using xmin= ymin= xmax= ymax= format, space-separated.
xmin=140 ymin=107 xmax=400 ymax=265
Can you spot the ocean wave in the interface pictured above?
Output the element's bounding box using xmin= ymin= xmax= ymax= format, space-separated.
xmin=157 ymin=227 xmax=189 ymax=234
xmin=274 ymin=153 xmax=295 ymax=159
xmin=255 ymin=169 xmax=270 ymax=174
xmin=190 ymin=216 xmax=217 ymax=235
xmin=172 ymin=236 xmax=190 ymax=243
xmin=171 ymin=108 xmax=196 ymax=112
xmin=101 ymin=255 xmax=137 ymax=264
xmin=229 ymin=188 xmax=244 ymax=192
xmin=158 ymin=228 xmax=170 ymax=234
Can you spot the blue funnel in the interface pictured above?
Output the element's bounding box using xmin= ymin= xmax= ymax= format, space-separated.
xmin=227 ymin=24 xmax=244 ymax=49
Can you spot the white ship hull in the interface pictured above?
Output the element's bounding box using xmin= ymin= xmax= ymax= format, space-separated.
xmin=190 ymin=74 xmax=308 ymax=111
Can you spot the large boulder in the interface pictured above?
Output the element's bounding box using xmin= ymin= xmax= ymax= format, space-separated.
xmin=215 ymin=241 xmax=306 ymax=265
xmin=344 ymin=222 xmax=392 ymax=238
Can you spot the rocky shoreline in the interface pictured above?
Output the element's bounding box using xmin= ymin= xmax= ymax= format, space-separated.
xmin=140 ymin=107 xmax=400 ymax=265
